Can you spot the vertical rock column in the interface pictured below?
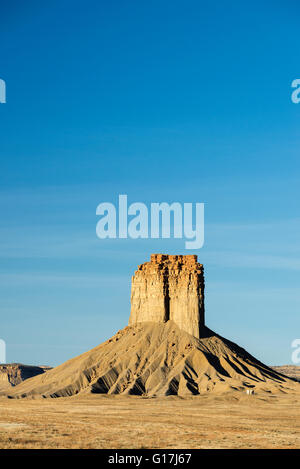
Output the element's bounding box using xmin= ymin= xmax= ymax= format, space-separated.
xmin=129 ymin=254 xmax=205 ymax=338
xmin=168 ymin=255 xmax=205 ymax=338
xmin=129 ymin=255 xmax=169 ymax=324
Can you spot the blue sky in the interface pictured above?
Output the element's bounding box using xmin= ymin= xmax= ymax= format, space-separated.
xmin=0 ymin=0 xmax=299 ymax=366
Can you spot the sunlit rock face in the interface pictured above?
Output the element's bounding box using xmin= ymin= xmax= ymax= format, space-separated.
xmin=129 ymin=254 xmax=205 ymax=338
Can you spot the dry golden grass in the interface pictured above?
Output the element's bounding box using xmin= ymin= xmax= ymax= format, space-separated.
xmin=0 ymin=391 xmax=299 ymax=449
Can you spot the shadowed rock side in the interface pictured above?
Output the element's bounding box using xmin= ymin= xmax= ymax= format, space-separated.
xmin=3 ymin=322 xmax=297 ymax=399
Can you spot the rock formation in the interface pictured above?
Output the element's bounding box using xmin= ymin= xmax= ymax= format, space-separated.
xmin=0 ymin=363 xmax=51 ymax=390
xmin=2 ymin=254 xmax=298 ymax=399
xmin=129 ymin=254 xmax=205 ymax=338
xmin=4 ymin=322 xmax=296 ymax=399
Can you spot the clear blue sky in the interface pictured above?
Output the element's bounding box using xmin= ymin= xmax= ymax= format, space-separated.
xmin=0 ymin=0 xmax=299 ymax=366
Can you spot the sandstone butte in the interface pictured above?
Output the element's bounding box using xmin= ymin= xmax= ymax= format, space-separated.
xmin=129 ymin=254 xmax=204 ymax=338
xmin=2 ymin=255 xmax=300 ymax=398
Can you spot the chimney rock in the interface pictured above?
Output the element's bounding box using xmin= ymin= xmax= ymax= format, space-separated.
xmin=129 ymin=254 xmax=205 ymax=338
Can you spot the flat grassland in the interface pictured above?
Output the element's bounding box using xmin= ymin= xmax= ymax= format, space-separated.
xmin=0 ymin=392 xmax=299 ymax=449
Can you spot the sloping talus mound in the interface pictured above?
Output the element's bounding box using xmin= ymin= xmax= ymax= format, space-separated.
xmin=3 ymin=321 xmax=298 ymax=398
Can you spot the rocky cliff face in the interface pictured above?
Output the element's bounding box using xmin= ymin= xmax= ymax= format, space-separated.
xmin=129 ymin=254 xmax=205 ymax=338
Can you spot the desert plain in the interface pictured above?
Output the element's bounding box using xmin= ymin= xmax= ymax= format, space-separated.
xmin=0 ymin=391 xmax=299 ymax=449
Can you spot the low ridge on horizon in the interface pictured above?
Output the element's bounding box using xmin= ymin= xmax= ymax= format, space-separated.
xmin=0 ymin=364 xmax=52 ymax=391
xmin=2 ymin=254 xmax=299 ymax=399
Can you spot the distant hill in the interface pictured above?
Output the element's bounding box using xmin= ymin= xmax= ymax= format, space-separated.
xmin=0 ymin=363 xmax=52 ymax=390
xmin=272 ymin=366 xmax=300 ymax=382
